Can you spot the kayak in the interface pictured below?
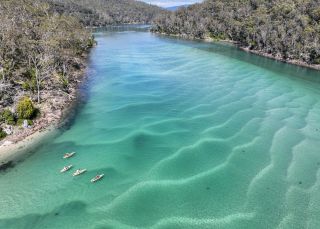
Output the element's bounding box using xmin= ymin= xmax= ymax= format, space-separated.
xmin=73 ymin=169 xmax=87 ymax=177
xmin=91 ymin=174 xmax=104 ymax=183
xmin=60 ymin=165 xmax=73 ymax=173
xmin=63 ymin=152 xmax=76 ymax=159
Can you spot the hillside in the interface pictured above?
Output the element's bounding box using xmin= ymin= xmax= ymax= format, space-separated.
xmin=152 ymin=0 xmax=320 ymax=67
xmin=0 ymin=0 xmax=93 ymax=141
xmin=166 ymin=5 xmax=190 ymax=11
xmin=48 ymin=0 xmax=164 ymax=26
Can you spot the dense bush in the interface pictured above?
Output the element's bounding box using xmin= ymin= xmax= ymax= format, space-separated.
xmin=0 ymin=109 xmax=15 ymax=125
xmin=16 ymin=97 xmax=35 ymax=120
xmin=22 ymin=68 xmax=37 ymax=92
xmin=16 ymin=119 xmax=33 ymax=126
xmin=0 ymin=128 xmax=6 ymax=140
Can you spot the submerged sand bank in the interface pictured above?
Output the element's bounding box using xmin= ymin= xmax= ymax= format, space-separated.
xmin=0 ymin=126 xmax=59 ymax=168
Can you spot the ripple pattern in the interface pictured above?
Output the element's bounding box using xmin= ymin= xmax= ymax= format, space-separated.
xmin=1 ymin=31 xmax=320 ymax=228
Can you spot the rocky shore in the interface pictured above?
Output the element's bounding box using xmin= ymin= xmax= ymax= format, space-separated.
xmin=239 ymin=47 xmax=320 ymax=71
xmin=155 ymin=32 xmax=320 ymax=71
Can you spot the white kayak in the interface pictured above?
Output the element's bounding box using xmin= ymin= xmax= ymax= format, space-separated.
xmin=60 ymin=165 xmax=73 ymax=173
xmin=63 ymin=152 xmax=76 ymax=159
xmin=73 ymin=169 xmax=87 ymax=177
xmin=91 ymin=174 xmax=104 ymax=183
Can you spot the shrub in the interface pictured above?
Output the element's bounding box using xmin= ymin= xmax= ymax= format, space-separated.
xmin=87 ymin=35 xmax=96 ymax=48
xmin=22 ymin=68 xmax=37 ymax=92
xmin=58 ymin=73 xmax=69 ymax=89
xmin=0 ymin=109 xmax=15 ymax=125
xmin=209 ymin=32 xmax=226 ymax=41
xmin=310 ymin=50 xmax=320 ymax=64
xmin=0 ymin=128 xmax=7 ymax=140
xmin=16 ymin=97 xmax=35 ymax=119
xmin=22 ymin=82 xmax=30 ymax=91
xmin=17 ymin=119 xmax=33 ymax=126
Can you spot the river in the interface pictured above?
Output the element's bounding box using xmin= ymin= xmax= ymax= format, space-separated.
xmin=1 ymin=27 xmax=320 ymax=228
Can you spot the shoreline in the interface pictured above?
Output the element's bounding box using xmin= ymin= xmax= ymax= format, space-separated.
xmin=0 ymin=57 xmax=91 ymax=168
xmin=153 ymin=32 xmax=320 ymax=71
xmin=0 ymin=126 xmax=59 ymax=169
xmin=239 ymin=47 xmax=320 ymax=71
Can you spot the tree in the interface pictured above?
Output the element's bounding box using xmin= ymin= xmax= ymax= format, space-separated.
xmin=0 ymin=109 xmax=15 ymax=125
xmin=16 ymin=97 xmax=35 ymax=120
xmin=0 ymin=128 xmax=6 ymax=140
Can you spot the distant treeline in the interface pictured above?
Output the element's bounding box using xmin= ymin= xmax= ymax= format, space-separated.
xmin=0 ymin=0 xmax=164 ymax=139
xmin=152 ymin=0 xmax=320 ymax=65
xmin=48 ymin=0 xmax=165 ymax=26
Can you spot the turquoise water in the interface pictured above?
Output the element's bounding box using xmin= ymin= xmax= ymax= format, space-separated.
xmin=1 ymin=29 xmax=320 ymax=229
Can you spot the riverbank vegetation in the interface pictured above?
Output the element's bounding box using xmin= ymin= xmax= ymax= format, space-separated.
xmin=0 ymin=0 xmax=93 ymax=141
xmin=152 ymin=0 xmax=320 ymax=66
xmin=0 ymin=0 xmax=164 ymax=143
xmin=48 ymin=0 xmax=164 ymax=26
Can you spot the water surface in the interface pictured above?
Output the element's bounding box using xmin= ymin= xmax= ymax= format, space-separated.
xmin=1 ymin=29 xmax=320 ymax=229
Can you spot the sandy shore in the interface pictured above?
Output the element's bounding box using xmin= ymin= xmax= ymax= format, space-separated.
xmin=0 ymin=87 xmax=83 ymax=168
xmin=0 ymin=126 xmax=59 ymax=166
xmin=0 ymin=56 xmax=89 ymax=168
xmin=0 ymin=91 xmax=79 ymax=167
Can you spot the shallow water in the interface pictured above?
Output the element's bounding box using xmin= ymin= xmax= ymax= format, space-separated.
xmin=1 ymin=29 xmax=320 ymax=229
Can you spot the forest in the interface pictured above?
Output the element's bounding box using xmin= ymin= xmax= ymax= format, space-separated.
xmin=48 ymin=0 xmax=164 ymax=26
xmin=0 ymin=0 xmax=93 ymax=103
xmin=152 ymin=0 xmax=320 ymax=65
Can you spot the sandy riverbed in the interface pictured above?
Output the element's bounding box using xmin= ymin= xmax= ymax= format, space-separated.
xmin=0 ymin=125 xmax=59 ymax=166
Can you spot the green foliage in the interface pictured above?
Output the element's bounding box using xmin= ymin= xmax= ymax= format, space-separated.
xmin=310 ymin=49 xmax=320 ymax=64
xmin=152 ymin=0 xmax=320 ymax=65
xmin=16 ymin=97 xmax=35 ymax=120
xmin=0 ymin=128 xmax=7 ymax=140
xmin=0 ymin=109 xmax=16 ymax=125
xmin=22 ymin=68 xmax=37 ymax=92
xmin=209 ymin=32 xmax=226 ymax=41
xmin=16 ymin=119 xmax=23 ymax=126
xmin=311 ymin=7 xmax=320 ymax=20
xmin=16 ymin=119 xmax=33 ymax=126
xmin=313 ymin=58 xmax=320 ymax=65
xmin=48 ymin=0 xmax=164 ymax=26
xmin=28 ymin=119 xmax=33 ymax=126
xmin=0 ymin=60 xmax=14 ymax=82
xmin=87 ymin=36 xmax=96 ymax=48
xmin=58 ymin=73 xmax=69 ymax=89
